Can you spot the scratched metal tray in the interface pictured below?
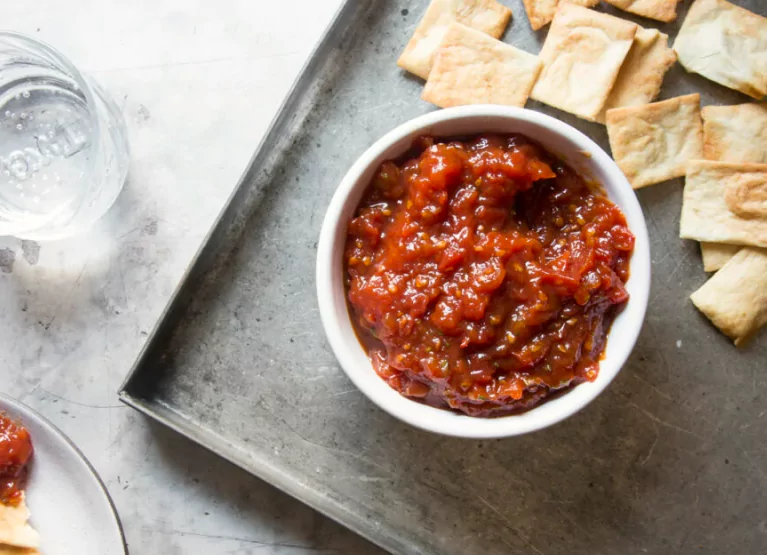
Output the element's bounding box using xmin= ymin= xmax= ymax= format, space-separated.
xmin=119 ymin=1 xmax=767 ymax=553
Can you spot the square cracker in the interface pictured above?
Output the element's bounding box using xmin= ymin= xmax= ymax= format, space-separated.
xmin=422 ymin=23 xmax=543 ymax=108
xmin=397 ymin=0 xmax=512 ymax=80
xmin=699 ymin=103 xmax=767 ymax=270
xmin=0 ymin=547 xmax=40 ymax=554
xmin=0 ymin=495 xmax=39 ymax=550
xmin=604 ymin=0 xmax=680 ymax=23
xmin=522 ymin=0 xmax=598 ymax=32
xmin=680 ymin=160 xmax=767 ymax=248
xmin=702 ymin=103 xmax=767 ymax=164
xmin=673 ymin=0 xmax=767 ymax=100
xmin=596 ymin=28 xmax=676 ymax=123
xmin=530 ymin=3 xmax=637 ymax=122
xmin=691 ymin=247 xmax=767 ymax=346
xmin=700 ymin=242 xmax=741 ymax=272
xmin=606 ymin=94 xmax=703 ymax=189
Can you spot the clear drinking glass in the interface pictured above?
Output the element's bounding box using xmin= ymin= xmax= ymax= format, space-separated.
xmin=0 ymin=32 xmax=129 ymax=240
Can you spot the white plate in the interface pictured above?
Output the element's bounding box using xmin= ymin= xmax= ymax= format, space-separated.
xmin=0 ymin=393 xmax=127 ymax=555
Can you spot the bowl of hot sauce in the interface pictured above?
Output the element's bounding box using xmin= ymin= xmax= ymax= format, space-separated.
xmin=317 ymin=105 xmax=650 ymax=438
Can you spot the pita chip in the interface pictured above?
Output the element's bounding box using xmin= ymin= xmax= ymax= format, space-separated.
xmin=680 ymin=160 xmax=767 ymax=247
xmin=700 ymin=103 xmax=767 ymax=269
xmin=604 ymin=0 xmax=680 ymax=23
xmin=0 ymin=546 xmax=40 ymax=555
xmin=596 ymin=28 xmax=676 ymax=123
xmin=700 ymin=242 xmax=741 ymax=272
xmin=398 ymin=0 xmax=512 ymax=80
xmin=521 ymin=0 xmax=599 ymax=32
xmin=702 ymin=103 xmax=767 ymax=164
xmin=422 ymin=23 xmax=543 ymax=108
xmin=673 ymin=0 xmax=767 ymax=99
xmin=691 ymin=247 xmax=767 ymax=345
xmin=606 ymin=94 xmax=703 ymax=189
xmin=0 ymin=496 xmax=39 ymax=550
xmin=530 ymin=3 xmax=637 ymax=122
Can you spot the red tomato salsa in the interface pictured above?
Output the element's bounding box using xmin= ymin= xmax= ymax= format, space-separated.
xmin=0 ymin=414 xmax=33 ymax=506
xmin=344 ymin=135 xmax=634 ymax=417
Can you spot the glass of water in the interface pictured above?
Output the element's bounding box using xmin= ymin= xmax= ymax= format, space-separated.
xmin=0 ymin=32 xmax=129 ymax=240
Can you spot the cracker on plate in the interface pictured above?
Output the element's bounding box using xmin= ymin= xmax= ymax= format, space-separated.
xmin=521 ymin=0 xmax=598 ymax=31
xmin=606 ymin=94 xmax=703 ymax=189
xmin=700 ymin=242 xmax=741 ymax=272
xmin=596 ymin=28 xmax=676 ymax=123
xmin=702 ymin=103 xmax=767 ymax=164
xmin=680 ymin=160 xmax=767 ymax=247
xmin=673 ymin=0 xmax=767 ymax=100
xmin=0 ymin=546 xmax=40 ymax=554
xmin=398 ymin=0 xmax=512 ymax=80
xmin=603 ymin=0 xmax=680 ymax=23
xmin=422 ymin=23 xmax=542 ymax=109
xmin=530 ymin=3 xmax=637 ymax=122
xmin=691 ymin=247 xmax=767 ymax=346
xmin=0 ymin=495 xmax=40 ymax=550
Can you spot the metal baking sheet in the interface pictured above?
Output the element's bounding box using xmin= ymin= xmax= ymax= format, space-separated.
xmin=119 ymin=1 xmax=767 ymax=553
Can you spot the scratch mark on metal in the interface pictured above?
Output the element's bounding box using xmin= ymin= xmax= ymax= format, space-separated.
xmin=332 ymin=389 xmax=358 ymax=397
xmin=631 ymin=373 xmax=673 ymax=401
xmin=476 ymin=495 xmax=546 ymax=555
xmin=641 ymin=420 xmax=660 ymax=466
xmin=143 ymin=527 xmax=339 ymax=551
xmin=629 ymin=401 xmax=707 ymax=441
xmin=259 ymin=401 xmax=391 ymax=474
xmin=740 ymin=448 xmax=767 ymax=483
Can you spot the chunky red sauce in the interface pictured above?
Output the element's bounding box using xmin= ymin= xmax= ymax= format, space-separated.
xmin=0 ymin=414 xmax=33 ymax=506
xmin=345 ymin=135 xmax=634 ymax=416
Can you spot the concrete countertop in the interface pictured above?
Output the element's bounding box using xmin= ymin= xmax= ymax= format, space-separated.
xmin=1 ymin=1 xmax=383 ymax=553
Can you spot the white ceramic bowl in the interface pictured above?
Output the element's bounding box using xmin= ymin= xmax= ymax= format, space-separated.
xmin=316 ymin=105 xmax=651 ymax=438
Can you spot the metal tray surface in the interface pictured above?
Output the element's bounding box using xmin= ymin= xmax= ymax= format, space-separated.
xmin=120 ymin=1 xmax=767 ymax=553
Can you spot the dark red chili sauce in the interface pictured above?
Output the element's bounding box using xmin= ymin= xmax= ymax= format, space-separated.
xmin=0 ymin=414 xmax=33 ymax=506
xmin=344 ymin=135 xmax=634 ymax=417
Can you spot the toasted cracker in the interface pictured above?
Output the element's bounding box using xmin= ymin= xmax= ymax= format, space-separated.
xmin=530 ymin=3 xmax=637 ymax=122
xmin=673 ymin=0 xmax=767 ymax=100
xmin=691 ymin=247 xmax=767 ymax=345
xmin=0 ymin=495 xmax=39 ymax=550
xmin=398 ymin=0 xmax=512 ymax=80
xmin=702 ymin=103 xmax=767 ymax=164
xmin=723 ymin=172 xmax=767 ymax=219
xmin=606 ymin=94 xmax=703 ymax=189
xmin=597 ymin=28 xmax=676 ymax=123
xmin=699 ymin=102 xmax=767 ymax=270
xmin=700 ymin=242 xmax=740 ymax=272
xmin=604 ymin=0 xmax=679 ymax=23
xmin=422 ymin=23 xmax=543 ymax=108
xmin=521 ymin=0 xmax=599 ymax=31
xmin=0 ymin=546 xmax=40 ymax=555
xmin=680 ymin=160 xmax=767 ymax=248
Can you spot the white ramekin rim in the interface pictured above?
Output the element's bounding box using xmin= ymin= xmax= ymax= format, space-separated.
xmin=316 ymin=105 xmax=651 ymax=438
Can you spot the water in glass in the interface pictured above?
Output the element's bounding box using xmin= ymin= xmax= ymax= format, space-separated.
xmin=0 ymin=33 xmax=129 ymax=239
